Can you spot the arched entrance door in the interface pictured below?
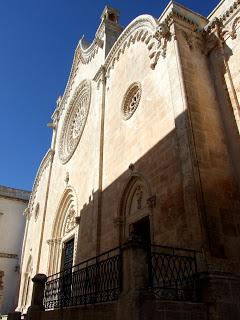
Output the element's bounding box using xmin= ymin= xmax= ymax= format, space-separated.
xmin=120 ymin=175 xmax=153 ymax=246
xmin=47 ymin=187 xmax=79 ymax=276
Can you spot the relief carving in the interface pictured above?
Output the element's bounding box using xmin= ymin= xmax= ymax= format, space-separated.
xmin=64 ymin=207 xmax=76 ymax=235
xmin=136 ymin=186 xmax=143 ymax=209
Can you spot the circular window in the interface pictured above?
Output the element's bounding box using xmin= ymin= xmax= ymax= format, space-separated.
xmin=122 ymin=82 xmax=141 ymax=120
xmin=59 ymin=80 xmax=91 ymax=164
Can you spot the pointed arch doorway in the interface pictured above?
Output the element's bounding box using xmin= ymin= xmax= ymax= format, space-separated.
xmin=47 ymin=187 xmax=79 ymax=276
xmin=119 ymin=174 xmax=154 ymax=246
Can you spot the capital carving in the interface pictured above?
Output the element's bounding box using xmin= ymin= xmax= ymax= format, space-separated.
xmin=47 ymin=238 xmax=62 ymax=246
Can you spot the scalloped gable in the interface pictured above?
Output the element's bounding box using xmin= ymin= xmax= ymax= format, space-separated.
xmin=57 ymin=6 xmax=123 ymax=117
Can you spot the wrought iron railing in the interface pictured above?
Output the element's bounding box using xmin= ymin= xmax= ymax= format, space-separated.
xmin=150 ymin=245 xmax=200 ymax=302
xmin=44 ymin=247 xmax=122 ymax=309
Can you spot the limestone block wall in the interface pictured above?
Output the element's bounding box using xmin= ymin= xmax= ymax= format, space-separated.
xmin=16 ymin=1 xmax=240 ymax=318
xmin=101 ymin=36 xmax=200 ymax=252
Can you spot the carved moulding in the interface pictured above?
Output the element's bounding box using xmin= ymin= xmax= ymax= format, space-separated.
xmin=34 ymin=203 xmax=40 ymax=221
xmin=28 ymin=149 xmax=54 ymax=216
xmin=104 ymin=15 xmax=165 ymax=77
xmin=57 ymin=31 xmax=104 ymax=118
xmin=103 ymin=9 xmax=202 ymax=78
xmin=59 ymin=80 xmax=91 ymax=164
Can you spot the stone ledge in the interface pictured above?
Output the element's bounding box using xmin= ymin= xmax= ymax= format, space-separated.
xmin=0 ymin=185 xmax=31 ymax=202
xmin=0 ymin=252 xmax=18 ymax=259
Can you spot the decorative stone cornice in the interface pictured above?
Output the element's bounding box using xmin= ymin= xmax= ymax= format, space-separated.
xmin=103 ymin=4 xmax=208 ymax=74
xmin=28 ymin=149 xmax=54 ymax=215
xmin=163 ymin=8 xmax=202 ymax=31
xmin=0 ymin=252 xmax=18 ymax=259
xmin=208 ymin=0 xmax=240 ymax=29
xmin=79 ymin=36 xmax=103 ymax=64
xmin=0 ymin=185 xmax=30 ymax=202
xmin=205 ymin=1 xmax=240 ymax=40
xmin=104 ymin=15 xmax=159 ymax=75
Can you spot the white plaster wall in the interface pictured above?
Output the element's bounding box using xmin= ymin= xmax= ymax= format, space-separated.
xmin=0 ymin=197 xmax=27 ymax=315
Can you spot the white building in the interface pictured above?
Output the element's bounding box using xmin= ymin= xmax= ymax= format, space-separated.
xmin=0 ymin=185 xmax=30 ymax=316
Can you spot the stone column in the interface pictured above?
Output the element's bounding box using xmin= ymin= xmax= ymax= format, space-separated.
xmin=26 ymin=274 xmax=47 ymax=320
xmin=116 ymin=236 xmax=152 ymax=320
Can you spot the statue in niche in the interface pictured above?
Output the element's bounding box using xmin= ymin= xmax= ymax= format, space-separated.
xmin=136 ymin=186 xmax=143 ymax=209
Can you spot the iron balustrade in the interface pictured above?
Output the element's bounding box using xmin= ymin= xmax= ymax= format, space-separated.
xmin=44 ymin=247 xmax=122 ymax=309
xmin=150 ymin=245 xmax=200 ymax=302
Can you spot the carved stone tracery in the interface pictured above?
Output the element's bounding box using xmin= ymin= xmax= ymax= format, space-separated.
xmin=64 ymin=207 xmax=76 ymax=235
xmin=122 ymin=83 xmax=142 ymax=120
xmin=59 ymin=80 xmax=91 ymax=164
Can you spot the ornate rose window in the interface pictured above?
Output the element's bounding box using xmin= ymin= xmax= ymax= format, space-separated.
xmin=59 ymin=80 xmax=91 ymax=163
xmin=122 ymin=82 xmax=142 ymax=120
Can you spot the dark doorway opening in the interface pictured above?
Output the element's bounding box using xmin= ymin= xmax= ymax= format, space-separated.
xmin=61 ymin=238 xmax=74 ymax=307
xmin=131 ymin=217 xmax=152 ymax=284
xmin=131 ymin=217 xmax=151 ymax=246
xmin=62 ymin=238 xmax=74 ymax=270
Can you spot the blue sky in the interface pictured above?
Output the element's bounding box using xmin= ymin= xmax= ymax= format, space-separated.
xmin=0 ymin=0 xmax=220 ymax=191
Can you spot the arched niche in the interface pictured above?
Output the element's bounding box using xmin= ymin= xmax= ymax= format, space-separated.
xmin=47 ymin=186 xmax=79 ymax=275
xmin=21 ymin=255 xmax=32 ymax=311
xmin=119 ymin=173 xmax=154 ymax=245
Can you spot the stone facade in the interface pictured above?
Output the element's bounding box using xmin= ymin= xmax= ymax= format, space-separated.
xmin=17 ymin=1 xmax=240 ymax=319
xmin=0 ymin=186 xmax=30 ymax=316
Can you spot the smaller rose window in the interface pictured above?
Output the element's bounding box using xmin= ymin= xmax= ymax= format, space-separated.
xmin=122 ymin=82 xmax=142 ymax=120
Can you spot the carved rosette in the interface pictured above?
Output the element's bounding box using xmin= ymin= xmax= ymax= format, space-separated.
xmin=59 ymin=80 xmax=91 ymax=163
xmin=122 ymin=82 xmax=142 ymax=120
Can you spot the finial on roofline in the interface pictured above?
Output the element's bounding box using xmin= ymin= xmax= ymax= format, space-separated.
xmin=101 ymin=6 xmax=119 ymax=24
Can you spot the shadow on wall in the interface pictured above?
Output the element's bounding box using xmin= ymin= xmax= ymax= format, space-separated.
xmin=75 ymin=109 xmax=240 ymax=265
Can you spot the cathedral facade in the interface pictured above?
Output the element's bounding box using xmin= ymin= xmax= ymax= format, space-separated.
xmin=17 ymin=0 xmax=240 ymax=319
